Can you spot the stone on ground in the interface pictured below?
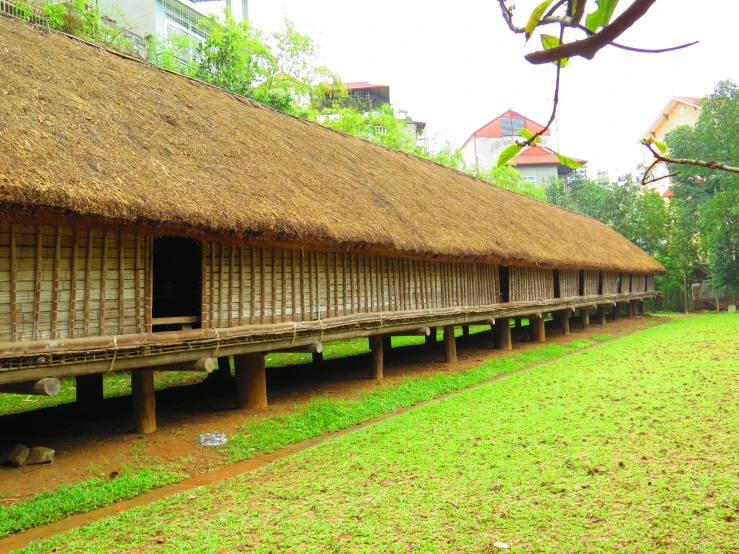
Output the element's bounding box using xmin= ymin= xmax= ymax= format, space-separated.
xmin=26 ymin=446 xmax=55 ymax=465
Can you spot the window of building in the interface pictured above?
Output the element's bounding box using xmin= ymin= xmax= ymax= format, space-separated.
xmin=523 ymin=176 xmax=537 ymax=183
xmin=500 ymin=116 xmax=525 ymax=136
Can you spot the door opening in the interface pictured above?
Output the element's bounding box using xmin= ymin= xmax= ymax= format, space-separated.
xmin=152 ymin=237 xmax=202 ymax=330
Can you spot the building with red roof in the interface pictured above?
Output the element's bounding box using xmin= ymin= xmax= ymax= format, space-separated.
xmin=461 ymin=110 xmax=586 ymax=183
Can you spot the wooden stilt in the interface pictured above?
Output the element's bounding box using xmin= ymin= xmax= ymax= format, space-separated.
xmin=425 ymin=327 xmax=437 ymax=346
xmin=494 ymin=318 xmax=512 ymax=350
xmin=312 ymin=352 xmax=324 ymax=365
xmin=598 ymin=306 xmax=607 ymax=324
xmin=627 ymin=302 xmax=635 ymax=318
xmin=614 ymin=304 xmax=622 ymax=320
xmin=462 ymin=325 xmax=470 ymax=337
xmin=76 ymin=373 xmax=104 ymax=406
xmin=534 ymin=316 xmax=546 ymax=342
xmin=561 ymin=312 xmax=570 ymax=335
xmin=234 ymin=354 xmax=267 ymax=409
xmin=132 ymin=370 xmax=156 ymax=434
xmin=443 ymin=325 xmax=457 ymax=362
xmin=581 ymin=308 xmax=590 ymax=330
xmin=639 ymin=301 xmax=646 ymax=315
xmin=369 ymin=335 xmax=384 ymax=380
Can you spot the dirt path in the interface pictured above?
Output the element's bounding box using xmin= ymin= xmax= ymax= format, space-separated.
xmin=0 ymin=317 xmax=663 ymax=503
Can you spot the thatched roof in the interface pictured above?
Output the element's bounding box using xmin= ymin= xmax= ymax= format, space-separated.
xmin=0 ymin=16 xmax=664 ymax=274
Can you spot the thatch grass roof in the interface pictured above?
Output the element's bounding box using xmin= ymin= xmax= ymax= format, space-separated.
xmin=0 ymin=16 xmax=664 ymax=274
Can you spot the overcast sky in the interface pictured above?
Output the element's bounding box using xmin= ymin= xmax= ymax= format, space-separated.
xmin=250 ymin=1 xmax=739 ymax=177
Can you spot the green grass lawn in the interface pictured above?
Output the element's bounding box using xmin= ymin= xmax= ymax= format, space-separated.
xmin=17 ymin=314 xmax=739 ymax=553
xmin=0 ymin=326 xmax=490 ymax=417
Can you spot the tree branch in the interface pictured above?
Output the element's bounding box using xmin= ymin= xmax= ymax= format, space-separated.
xmin=497 ymin=0 xmax=525 ymax=34
xmin=525 ymin=0 xmax=657 ymax=64
xmin=641 ymin=140 xmax=739 ymax=184
xmin=571 ymin=23 xmax=699 ymax=54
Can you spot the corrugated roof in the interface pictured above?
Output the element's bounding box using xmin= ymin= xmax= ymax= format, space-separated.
xmin=512 ymin=146 xmax=588 ymax=166
xmin=0 ymin=16 xmax=663 ymax=274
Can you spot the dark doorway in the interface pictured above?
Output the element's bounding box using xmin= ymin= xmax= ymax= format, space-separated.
xmin=553 ymin=269 xmax=561 ymax=299
xmin=598 ymin=272 xmax=604 ymax=295
xmin=153 ymin=237 xmax=202 ymax=326
xmin=578 ymin=270 xmax=585 ymax=296
xmin=499 ymin=266 xmax=510 ymax=303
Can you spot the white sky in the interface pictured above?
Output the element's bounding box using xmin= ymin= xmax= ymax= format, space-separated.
xmin=250 ymin=0 xmax=739 ymax=177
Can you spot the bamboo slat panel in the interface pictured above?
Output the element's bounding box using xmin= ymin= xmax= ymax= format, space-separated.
xmin=583 ymin=270 xmax=599 ymax=297
xmin=603 ymin=272 xmax=620 ymax=295
xmin=559 ymin=270 xmax=579 ymax=298
xmin=509 ymin=267 xmax=554 ymax=303
xmin=646 ymin=274 xmax=655 ymax=292
xmin=631 ymin=273 xmax=646 ymax=294
xmin=0 ymin=224 xmax=147 ymax=342
xmin=200 ymin=242 xmax=501 ymax=326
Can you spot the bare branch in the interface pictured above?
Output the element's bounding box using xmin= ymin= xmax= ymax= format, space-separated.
xmin=525 ymin=0 xmax=657 ymax=64
xmin=641 ymin=140 xmax=739 ymax=180
xmin=497 ymin=0 xmax=525 ymax=34
xmin=608 ymin=39 xmax=699 ymax=54
xmin=642 ymin=171 xmax=680 ymax=186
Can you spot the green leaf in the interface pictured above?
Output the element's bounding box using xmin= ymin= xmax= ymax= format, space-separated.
xmin=554 ymin=151 xmax=585 ymax=169
xmin=540 ymin=35 xmax=570 ymax=67
xmin=525 ymin=0 xmax=554 ymax=40
xmin=585 ymin=0 xmax=619 ymax=32
xmin=655 ymin=141 xmax=668 ymax=153
xmin=496 ymin=144 xmax=524 ymax=168
xmin=518 ymin=128 xmax=534 ymax=140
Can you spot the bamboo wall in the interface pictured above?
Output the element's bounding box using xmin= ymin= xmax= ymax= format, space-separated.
xmin=603 ymin=272 xmax=620 ymax=295
xmin=559 ymin=270 xmax=579 ymax=298
xmin=646 ymin=274 xmax=655 ymax=292
xmin=201 ymin=243 xmax=501 ymax=327
xmin=631 ymin=273 xmax=646 ymax=294
xmin=0 ymin=224 xmax=149 ymax=342
xmin=509 ymin=267 xmax=554 ymax=303
xmin=583 ymin=270 xmax=599 ymax=297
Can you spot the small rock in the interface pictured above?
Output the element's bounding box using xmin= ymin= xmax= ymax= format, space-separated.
xmin=493 ymin=541 xmax=510 ymax=550
xmin=25 ymin=447 xmax=55 ymax=465
xmin=4 ymin=444 xmax=29 ymax=467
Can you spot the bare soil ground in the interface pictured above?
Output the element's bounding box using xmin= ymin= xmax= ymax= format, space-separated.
xmin=0 ymin=317 xmax=662 ymax=503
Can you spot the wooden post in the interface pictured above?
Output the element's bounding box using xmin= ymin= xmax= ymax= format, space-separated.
xmin=627 ymin=302 xmax=635 ymax=318
xmin=369 ymin=335 xmax=384 ymax=380
xmin=76 ymin=373 xmax=104 ymax=406
xmin=494 ymin=318 xmax=512 ymax=351
xmin=462 ymin=325 xmax=470 ymax=337
xmin=614 ymin=304 xmax=622 ymax=321
xmin=312 ymin=352 xmax=324 ymax=365
xmin=234 ymin=354 xmax=267 ymax=409
xmin=425 ymin=327 xmax=437 ymax=346
xmin=598 ymin=306 xmax=607 ymax=325
xmin=638 ymin=301 xmax=645 ymax=315
xmin=132 ymin=370 xmax=156 ymax=434
xmin=534 ymin=316 xmax=546 ymax=343
xmin=443 ymin=325 xmax=457 ymax=363
xmin=0 ymin=378 xmax=61 ymax=397
xmin=560 ymin=312 xmax=570 ymax=335
xmin=581 ymin=308 xmax=590 ymax=330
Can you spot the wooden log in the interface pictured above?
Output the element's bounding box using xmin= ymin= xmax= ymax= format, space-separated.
xmin=581 ymin=308 xmax=590 ymax=330
xmin=234 ymin=353 xmax=267 ymax=409
xmin=0 ymin=378 xmax=61 ymax=397
xmin=560 ymin=311 xmax=570 ymax=335
xmin=443 ymin=325 xmax=457 ymax=363
xmin=369 ymin=335 xmax=383 ymax=380
xmin=494 ymin=318 xmax=512 ymax=350
xmin=598 ymin=306 xmax=607 ymax=324
xmin=387 ymin=327 xmax=430 ymax=337
xmin=76 ymin=373 xmax=103 ymax=405
xmin=272 ymin=342 xmax=323 ymax=354
xmin=534 ymin=316 xmax=546 ymax=342
xmin=157 ymin=358 xmax=215 ymax=372
xmin=132 ymin=370 xmax=156 ymax=434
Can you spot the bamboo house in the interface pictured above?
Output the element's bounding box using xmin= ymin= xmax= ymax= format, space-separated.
xmin=0 ymin=15 xmax=663 ymax=433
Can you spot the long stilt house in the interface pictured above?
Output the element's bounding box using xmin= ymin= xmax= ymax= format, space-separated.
xmin=0 ymin=15 xmax=663 ymax=433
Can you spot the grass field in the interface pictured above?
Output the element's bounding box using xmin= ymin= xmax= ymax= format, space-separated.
xmin=17 ymin=314 xmax=739 ymax=553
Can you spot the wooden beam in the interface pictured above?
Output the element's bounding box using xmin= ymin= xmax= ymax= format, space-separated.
xmin=0 ymin=378 xmax=60 ymax=397
xmin=151 ymin=316 xmax=201 ymax=326
xmin=132 ymin=370 xmax=156 ymax=434
xmin=234 ymin=353 xmax=267 ymax=409
xmin=581 ymin=308 xmax=590 ymax=330
xmin=157 ymin=358 xmax=215 ymax=373
xmin=495 ymin=318 xmax=512 ymax=350
xmin=76 ymin=373 xmax=103 ymax=406
xmin=387 ymin=327 xmax=430 ymax=337
xmin=272 ymin=342 xmax=323 ymax=355
xmin=369 ymin=335 xmax=383 ymax=380
xmin=598 ymin=306 xmax=608 ymax=324
xmin=443 ymin=325 xmax=457 ymax=363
